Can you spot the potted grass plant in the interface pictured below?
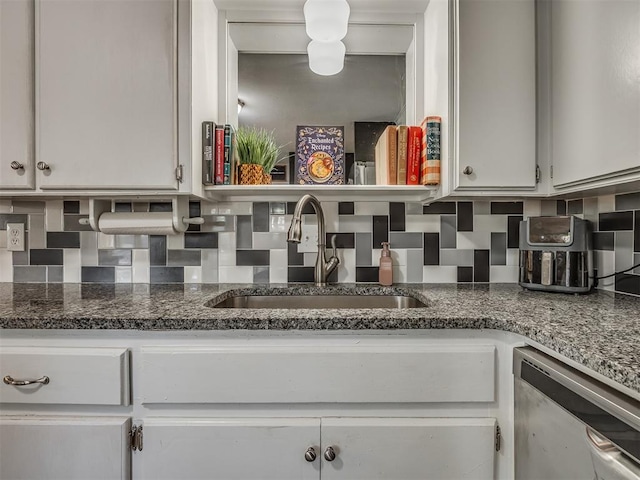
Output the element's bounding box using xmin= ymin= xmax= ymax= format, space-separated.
xmin=235 ymin=126 xmax=281 ymax=185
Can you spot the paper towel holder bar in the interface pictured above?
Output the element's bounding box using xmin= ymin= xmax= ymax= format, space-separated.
xmin=87 ymin=197 xmax=204 ymax=234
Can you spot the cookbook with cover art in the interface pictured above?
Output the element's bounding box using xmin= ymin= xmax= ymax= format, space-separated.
xmin=295 ymin=126 xmax=345 ymax=185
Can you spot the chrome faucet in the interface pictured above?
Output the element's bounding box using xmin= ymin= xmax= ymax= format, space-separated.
xmin=287 ymin=194 xmax=340 ymax=286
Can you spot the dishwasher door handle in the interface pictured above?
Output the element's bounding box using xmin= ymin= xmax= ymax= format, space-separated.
xmin=585 ymin=427 xmax=640 ymax=479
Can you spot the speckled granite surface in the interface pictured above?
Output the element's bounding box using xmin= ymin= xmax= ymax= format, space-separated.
xmin=0 ymin=283 xmax=638 ymax=393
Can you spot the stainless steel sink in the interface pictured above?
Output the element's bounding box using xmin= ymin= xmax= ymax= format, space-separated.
xmin=209 ymin=294 xmax=427 ymax=309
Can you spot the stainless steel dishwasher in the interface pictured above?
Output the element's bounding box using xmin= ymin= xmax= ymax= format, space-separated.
xmin=514 ymin=346 xmax=640 ymax=479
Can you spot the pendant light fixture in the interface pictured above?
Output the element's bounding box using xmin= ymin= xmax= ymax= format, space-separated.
xmin=304 ymin=0 xmax=350 ymax=76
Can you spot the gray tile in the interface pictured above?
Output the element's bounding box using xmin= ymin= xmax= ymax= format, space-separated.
xmin=490 ymin=232 xmax=507 ymax=265
xmin=114 ymin=235 xmax=149 ymax=249
xmin=81 ymin=266 xmax=115 ymax=283
xmin=47 ymin=266 xmax=64 ymax=283
xmin=440 ymin=216 xmax=457 ymax=249
xmin=405 ymin=202 xmax=423 ymax=215
xmin=253 ymin=232 xmax=287 ymax=250
xmin=237 ymin=250 xmax=270 ymax=266
xmin=28 ymin=215 xmax=45 ymax=249
xmin=540 ymin=200 xmax=557 ymax=216
xmin=150 ymin=266 xmax=184 ymax=284
xmin=440 ymin=249 xmax=473 ymax=266
xmin=253 ymin=266 xmax=270 ymax=283
xmin=12 ymin=251 xmax=28 ymax=266
xmin=12 ymin=201 xmax=45 ymax=214
xmin=356 ymin=232 xmax=372 ymax=266
xmin=269 ymin=202 xmax=286 ymax=215
xmin=98 ymin=249 xmax=132 ymax=266
xmin=389 ymin=232 xmax=423 ymax=249
xmin=634 ymin=253 xmax=640 ymax=275
xmin=406 ymin=250 xmax=423 ymax=282
xmin=184 ymin=233 xmax=218 ymax=249
xmin=474 ymin=201 xmax=491 ymax=215
xmin=30 ymin=249 xmax=63 ymax=265
xmin=167 ymin=250 xmax=201 ymax=267
xmin=0 ymin=214 xmax=28 ymax=230
xmin=236 ymin=215 xmax=253 ymax=249
xmin=615 ymin=231 xmax=634 ymax=272
xmin=13 ymin=266 xmax=46 ymax=283
xmin=252 ymin=202 xmax=270 ymax=232
xmin=149 ymin=235 xmax=167 ymax=265
xmin=63 ymin=201 xmax=80 ymax=214
xmin=615 ymin=192 xmax=640 ymax=211
xmin=63 ymin=214 xmax=93 ymax=231
xmin=133 ymin=202 xmax=149 ymax=212
xmin=47 ymin=232 xmax=80 ymax=249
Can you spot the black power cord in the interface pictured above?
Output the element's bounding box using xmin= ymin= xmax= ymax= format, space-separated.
xmin=591 ymin=262 xmax=640 ymax=289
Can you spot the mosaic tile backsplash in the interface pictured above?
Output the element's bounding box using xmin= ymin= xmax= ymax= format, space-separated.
xmin=0 ymin=193 xmax=639 ymax=295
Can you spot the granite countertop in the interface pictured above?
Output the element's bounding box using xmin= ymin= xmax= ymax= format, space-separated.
xmin=0 ymin=283 xmax=638 ymax=394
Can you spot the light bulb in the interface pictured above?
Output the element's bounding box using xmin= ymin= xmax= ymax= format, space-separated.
xmin=304 ymin=0 xmax=350 ymax=42
xmin=307 ymin=40 xmax=346 ymax=76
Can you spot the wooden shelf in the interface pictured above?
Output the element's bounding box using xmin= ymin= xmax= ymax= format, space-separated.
xmin=203 ymin=184 xmax=440 ymax=203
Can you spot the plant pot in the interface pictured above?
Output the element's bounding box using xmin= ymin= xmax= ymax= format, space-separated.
xmin=262 ymin=172 xmax=272 ymax=184
xmin=238 ymin=164 xmax=265 ymax=185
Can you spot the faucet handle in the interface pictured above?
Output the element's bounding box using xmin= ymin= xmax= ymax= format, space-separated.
xmin=330 ymin=234 xmax=338 ymax=258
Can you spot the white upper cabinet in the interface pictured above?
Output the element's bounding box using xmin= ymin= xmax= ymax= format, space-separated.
xmin=549 ymin=0 xmax=640 ymax=191
xmin=453 ymin=0 xmax=537 ymax=193
xmin=0 ymin=0 xmax=35 ymax=189
xmin=37 ymin=0 xmax=179 ymax=191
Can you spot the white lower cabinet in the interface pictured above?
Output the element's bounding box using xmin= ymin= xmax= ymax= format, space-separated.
xmin=0 ymin=416 xmax=132 ymax=480
xmin=138 ymin=417 xmax=496 ymax=480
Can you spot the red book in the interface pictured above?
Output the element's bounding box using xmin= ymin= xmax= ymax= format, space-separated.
xmin=214 ymin=125 xmax=225 ymax=184
xmin=406 ymin=126 xmax=422 ymax=185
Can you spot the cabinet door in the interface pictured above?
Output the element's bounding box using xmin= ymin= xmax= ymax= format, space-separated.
xmin=0 ymin=0 xmax=34 ymax=189
xmin=0 ymin=416 xmax=131 ymax=480
xmin=551 ymin=0 xmax=640 ymax=188
xmin=139 ymin=418 xmax=320 ymax=480
xmin=321 ymin=417 xmax=496 ymax=480
xmin=456 ymin=0 xmax=536 ymax=190
xmin=37 ymin=0 xmax=178 ymax=190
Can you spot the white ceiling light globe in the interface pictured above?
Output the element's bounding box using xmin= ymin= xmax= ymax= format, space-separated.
xmin=307 ymin=40 xmax=346 ymax=76
xmin=304 ymin=0 xmax=350 ymax=42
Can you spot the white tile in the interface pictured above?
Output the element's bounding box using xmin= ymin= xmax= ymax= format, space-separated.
xmin=390 ymin=248 xmax=408 ymax=266
xmin=338 ymin=215 xmax=372 ymax=233
xmin=490 ymin=266 xmax=519 ymax=283
xmin=596 ymin=250 xmax=615 ymax=291
xmin=216 ymin=201 xmax=252 ymax=215
xmin=270 ymin=215 xmax=289 ymax=232
xmin=218 ymin=250 xmax=236 ymax=266
xmin=0 ymin=234 xmax=6 ymax=249
xmin=63 ymin=249 xmax=81 ymax=283
xmin=337 ymin=249 xmax=356 ymax=283
xmin=297 ymin=222 xmax=319 ymax=253
xmin=614 ymin=231 xmax=634 ymax=272
xmin=457 ymin=231 xmax=491 ymax=250
xmin=28 ymin=214 xmax=46 ymax=249
xmin=80 ymin=232 xmax=98 ymax=266
xmin=132 ymin=249 xmax=150 ymax=283
xmin=45 ymin=200 xmax=64 ymax=231
xmin=392 ymin=265 xmax=407 ymax=283
xmin=167 ymin=233 xmax=184 ymax=250
xmin=219 ymin=266 xmax=253 ymax=283
xmin=97 ymin=232 xmax=115 ymax=249
xmin=303 ymin=252 xmax=317 ymax=267
xmin=0 ymin=250 xmax=13 ymax=281
xmin=270 ymin=249 xmax=288 ymax=268
xmin=0 ymin=200 xmax=11 ymax=213
xmin=523 ymin=199 xmax=541 ymax=218
xmin=115 ymin=266 xmax=132 ymax=283
xmin=201 ymin=250 xmax=219 ymax=283
xmin=506 ymin=249 xmax=520 ymax=266
xmin=598 ymin=194 xmax=616 ymax=213
xmin=423 ymin=266 xmax=458 ymax=283
xmin=114 ymin=235 xmax=149 ymax=249
xmin=253 ymin=232 xmax=286 ymax=250
xmin=79 ymin=200 xmax=90 ymax=215
xmin=270 ymin=267 xmax=288 ymax=283
xmin=184 ymin=266 xmax=202 ymax=284
xmin=406 ymin=214 xmax=440 ymax=233
xmin=473 ymin=215 xmax=507 ymax=234
xmin=355 ymin=202 xmax=389 ymax=216
xmin=406 ymin=202 xmax=423 ymax=215
xmin=322 ymin=201 xmax=339 ymax=231
xmin=199 ymin=201 xmax=218 ymax=215
xmin=583 ymin=196 xmax=599 ymax=224
xmin=217 ymin=232 xmax=236 ymax=251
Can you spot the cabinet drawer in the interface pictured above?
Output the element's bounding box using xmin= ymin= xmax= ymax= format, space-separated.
xmin=0 ymin=347 xmax=130 ymax=405
xmin=141 ymin=345 xmax=495 ymax=404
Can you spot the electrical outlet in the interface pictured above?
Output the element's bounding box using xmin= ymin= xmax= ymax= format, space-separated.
xmin=6 ymin=223 xmax=25 ymax=251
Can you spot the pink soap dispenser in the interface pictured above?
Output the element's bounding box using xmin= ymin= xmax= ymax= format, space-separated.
xmin=379 ymin=242 xmax=393 ymax=286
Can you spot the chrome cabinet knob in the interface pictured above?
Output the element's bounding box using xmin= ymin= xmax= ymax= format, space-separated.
xmin=10 ymin=161 xmax=24 ymax=171
xmin=323 ymin=446 xmax=336 ymax=462
xmin=36 ymin=162 xmax=50 ymax=171
xmin=462 ymin=166 xmax=473 ymax=175
xmin=3 ymin=375 xmax=50 ymax=386
xmin=304 ymin=447 xmax=317 ymax=462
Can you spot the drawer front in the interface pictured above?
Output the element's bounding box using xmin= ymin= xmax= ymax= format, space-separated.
xmin=1 ymin=347 xmax=130 ymax=405
xmin=141 ymin=345 xmax=495 ymax=404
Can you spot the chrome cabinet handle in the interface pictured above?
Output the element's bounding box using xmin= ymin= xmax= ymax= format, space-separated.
xmin=10 ymin=161 xmax=24 ymax=171
xmin=304 ymin=447 xmax=317 ymax=462
xmin=3 ymin=375 xmax=50 ymax=386
xmin=463 ymin=166 xmax=473 ymax=175
xmin=36 ymin=162 xmax=50 ymax=171
xmin=323 ymin=446 xmax=336 ymax=462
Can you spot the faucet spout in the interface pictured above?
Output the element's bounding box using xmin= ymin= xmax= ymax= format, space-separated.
xmin=287 ymin=194 xmax=339 ymax=286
